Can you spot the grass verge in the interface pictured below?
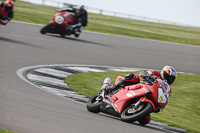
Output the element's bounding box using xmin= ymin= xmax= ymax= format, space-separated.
xmin=0 ymin=129 xmax=14 ymax=133
xmin=65 ymin=71 xmax=200 ymax=133
xmin=13 ymin=0 xmax=200 ymax=46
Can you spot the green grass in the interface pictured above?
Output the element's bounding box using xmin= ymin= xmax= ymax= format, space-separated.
xmin=0 ymin=129 xmax=14 ymax=133
xmin=14 ymin=0 xmax=59 ymax=24
xmin=65 ymin=71 xmax=200 ymax=133
xmin=13 ymin=0 xmax=200 ymax=46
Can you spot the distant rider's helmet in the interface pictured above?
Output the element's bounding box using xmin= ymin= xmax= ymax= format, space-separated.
xmin=160 ymin=66 xmax=177 ymax=85
xmin=79 ymin=5 xmax=85 ymax=11
xmin=76 ymin=5 xmax=85 ymax=16
xmin=5 ymin=0 xmax=13 ymax=11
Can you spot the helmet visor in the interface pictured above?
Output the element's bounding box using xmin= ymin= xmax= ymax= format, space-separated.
xmin=164 ymin=72 xmax=176 ymax=85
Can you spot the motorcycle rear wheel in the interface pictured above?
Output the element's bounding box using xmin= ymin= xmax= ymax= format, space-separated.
xmin=86 ymin=93 xmax=102 ymax=113
xmin=121 ymin=102 xmax=153 ymax=123
xmin=40 ymin=23 xmax=53 ymax=34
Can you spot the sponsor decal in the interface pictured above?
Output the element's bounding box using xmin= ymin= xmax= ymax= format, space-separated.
xmin=103 ymin=99 xmax=118 ymax=112
xmin=159 ymin=96 xmax=163 ymax=102
xmin=126 ymin=91 xmax=135 ymax=97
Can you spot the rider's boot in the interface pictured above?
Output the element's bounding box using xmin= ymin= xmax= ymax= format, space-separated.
xmin=72 ymin=23 xmax=82 ymax=38
xmin=66 ymin=24 xmax=80 ymax=37
xmin=74 ymin=31 xmax=80 ymax=38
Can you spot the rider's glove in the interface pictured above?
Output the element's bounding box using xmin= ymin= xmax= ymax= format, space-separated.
xmin=100 ymin=77 xmax=111 ymax=94
xmin=139 ymin=71 xmax=150 ymax=79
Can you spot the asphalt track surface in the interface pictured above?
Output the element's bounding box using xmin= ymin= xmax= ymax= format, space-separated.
xmin=0 ymin=21 xmax=199 ymax=133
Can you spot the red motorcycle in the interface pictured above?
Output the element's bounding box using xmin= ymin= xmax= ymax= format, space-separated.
xmin=0 ymin=0 xmax=15 ymax=26
xmin=40 ymin=10 xmax=78 ymax=37
xmin=87 ymin=72 xmax=171 ymax=125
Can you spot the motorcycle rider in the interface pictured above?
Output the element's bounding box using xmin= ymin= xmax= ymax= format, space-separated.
xmin=101 ymin=66 xmax=177 ymax=125
xmin=0 ymin=0 xmax=14 ymax=25
xmin=58 ymin=5 xmax=88 ymax=37
xmin=102 ymin=66 xmax=177 ymax=94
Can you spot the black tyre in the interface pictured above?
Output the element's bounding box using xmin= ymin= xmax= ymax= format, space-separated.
xmin=40 ymin=23 xmax=53 ymax=34
xmin=86 ymin=93 xmax=102 ymax=113
xmin=60 ymin=32 xmax=66 ymax=37
xmin=121 ymin=102 xmax=153 ymax=123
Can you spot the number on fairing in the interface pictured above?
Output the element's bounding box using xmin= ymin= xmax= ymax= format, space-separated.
xmin=55 ymin=16 xmax=64 ymax=24
xmin=158 ymin=88 xmax=167 ymax=104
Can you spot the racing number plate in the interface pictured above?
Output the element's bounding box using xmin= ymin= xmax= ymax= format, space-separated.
xmin=158 ymin=88 xmax=168 ymax=104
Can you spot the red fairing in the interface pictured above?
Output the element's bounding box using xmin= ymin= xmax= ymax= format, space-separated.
xmin=109 ymin=79 xmax=170 ymax=113
xmin=52 ymin=11 xmax=75 ymax=26
xmin=115 ymin=76 xmax=124 ymax=84
xmin=139 ymin=97 xmax=156 ymax=110
xmin=63 ymin=12 xmax=76 ymax=24
xmin=0 ymin=7 xmax=8 ymax=18
xmin=109 ymin=83 xmax=147 ymax=113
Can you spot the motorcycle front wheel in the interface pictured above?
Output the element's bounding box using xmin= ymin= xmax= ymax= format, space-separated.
xmin=121 ymin=102 xmax=153 ymax=123
xmin=86 ymin=93 xmax=102 ymax=113
xmin=40 ymin=23 xmax=54 ymax=34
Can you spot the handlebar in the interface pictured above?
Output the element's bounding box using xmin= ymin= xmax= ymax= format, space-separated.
xmin=139 ymin=71 xmax=156 ymax=83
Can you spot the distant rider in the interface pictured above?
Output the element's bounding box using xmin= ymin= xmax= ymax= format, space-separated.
xmin=58 ymin=5 xmax=88 ymax=37
xmin=0 ymin=0 xmax=14 ymax=25
xmin=101 ymin=66 xmax=177 ymax=124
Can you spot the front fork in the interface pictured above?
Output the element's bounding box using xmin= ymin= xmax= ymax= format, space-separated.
xmin=134 ymin=97 xmax=156 ymax=110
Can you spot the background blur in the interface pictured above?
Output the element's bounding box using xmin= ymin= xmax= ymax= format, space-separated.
xmin=21 ymin=0 xmax=200 ymax=28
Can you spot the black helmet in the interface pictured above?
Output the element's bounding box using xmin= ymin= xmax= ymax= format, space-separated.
xmin=79 ymin=5 xmax=85 ymax=11
xmin=76 ymin=5 xmax=86 ymax=16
